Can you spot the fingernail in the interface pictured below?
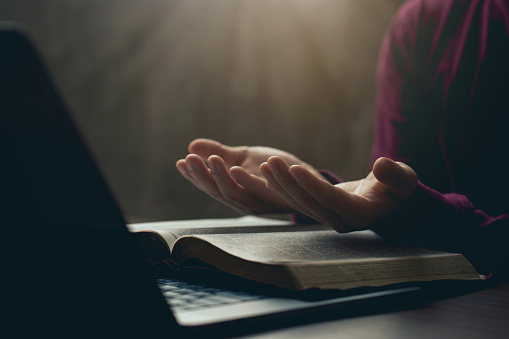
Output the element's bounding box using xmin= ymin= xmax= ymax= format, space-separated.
xmin=177 ymin=165 xmax=188 ymax=176
xmin=209 ymin=160 xmax=217 ymax=175
xmin=230 ymin=171 xmax=239 ymax=181
xmin=187 ymin=161 xmax=196 ymax=172
xmin=267 ymin=161 xmax=281 ymax=175
xmin=289 ymin=166 xmax=302 ymax=182
xmin=259 ymin=164 xmax=272 ymax=178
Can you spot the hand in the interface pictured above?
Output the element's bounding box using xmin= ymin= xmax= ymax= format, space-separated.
xmin=259 ymin=156 xmax=418 ymax=232
xmin=176 ymin=138 xmax=324 ymax=215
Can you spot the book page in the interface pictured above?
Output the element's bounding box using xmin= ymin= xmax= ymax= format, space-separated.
xmin=156 ymin=223 xmax=331 ymax=251
xmin=188 ymin=230 xmax=454 ymax=263
xmin=127 ymin=215 xmax=294 ymax=232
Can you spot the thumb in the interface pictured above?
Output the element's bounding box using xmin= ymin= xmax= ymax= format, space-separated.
xmin=188 ymin=138 xmax=245 ymax=165
xmin=372 ymin=157 xmax=418 ymax=199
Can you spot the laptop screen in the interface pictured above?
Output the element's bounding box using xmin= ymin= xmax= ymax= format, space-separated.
xmin=0 ymin=27 xmax=127 ymax=230
xmin=1 ymin=25 xmax=180 ymax=337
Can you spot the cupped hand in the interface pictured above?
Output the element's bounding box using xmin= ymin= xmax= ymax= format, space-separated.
xmin=259 ymin=156 xmax=418 ymax=232
xmin=176 ymin=138 xmax=324 ymax=215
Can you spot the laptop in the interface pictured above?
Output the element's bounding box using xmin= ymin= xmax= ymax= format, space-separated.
xmin=2 ymin=24 xmax=420 ymax=338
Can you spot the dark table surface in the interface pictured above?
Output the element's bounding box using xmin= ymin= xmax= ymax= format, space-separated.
xmin=238 ymin=279 xmax=509 ymax=339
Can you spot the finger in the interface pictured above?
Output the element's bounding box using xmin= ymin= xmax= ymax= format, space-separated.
xmin=259 ymin=162 xmax=323 ymax=222
xmin=184 ymin=154 xmax=248 ymax=214
xmin=288 ymin=165 xmax=361 ymax=232
xmin=230 ymin=166 xmax=291 ymax=212
xmin=372 ymin=157 xmax=418 ymax=200
xmin=184 ymin=154 xmax=220 ymax=194
xmin=177 ymin=157 xmax=207 ymax=190
xmin=207 ymin=155 xmax=267 ymax=214
xmin=262 ymin=157 xmax=343 ymax=226
xmin=189 ymin=138 xmax=247 ymax=167
xmin=289 ymin=164 xmax=359 ymax=211
xmin=176 ymin=159 xmax=193 ymax=180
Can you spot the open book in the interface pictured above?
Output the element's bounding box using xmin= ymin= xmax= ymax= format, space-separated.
xmin=128 ymin=216 xmax=480 ymax=291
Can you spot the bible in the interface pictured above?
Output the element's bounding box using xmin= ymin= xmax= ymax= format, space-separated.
xmin=128 ymin=216 xmax=481 ymax=291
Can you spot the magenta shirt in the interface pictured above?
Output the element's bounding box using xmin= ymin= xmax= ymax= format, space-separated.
xmin=371 ymin=0 xmax=509 ymax=275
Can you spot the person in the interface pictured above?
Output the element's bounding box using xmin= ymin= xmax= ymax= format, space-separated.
xmin=176 ymin=0 xmax=509 ymax=277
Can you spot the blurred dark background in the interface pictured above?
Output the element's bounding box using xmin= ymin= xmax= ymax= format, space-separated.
xmin=0 ymin=0 xmax=406 ymax=222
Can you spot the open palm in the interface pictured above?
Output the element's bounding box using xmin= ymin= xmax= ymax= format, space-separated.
xmin=259 ymin=156 xmax=418 ymax=232
xmin=176 ymin=138 xmax=323 ymax=215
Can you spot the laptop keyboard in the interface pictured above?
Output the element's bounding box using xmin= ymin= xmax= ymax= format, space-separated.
xmin=156 ymin=277 xmax=269 ymax=312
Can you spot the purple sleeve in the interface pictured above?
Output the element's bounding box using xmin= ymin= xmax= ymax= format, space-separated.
xmin=372 ymin=181 xmax=509 ymax=276
xmin=371 ymin=0 xmax=509 ymax=276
